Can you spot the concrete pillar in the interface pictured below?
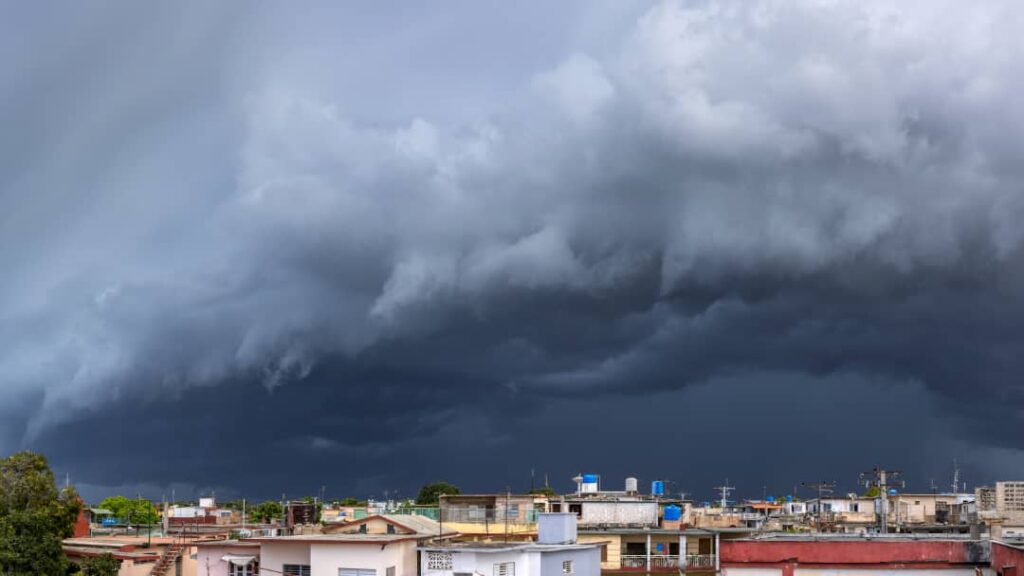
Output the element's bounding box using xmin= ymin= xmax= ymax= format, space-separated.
xmin=679 ymin=532 xmax=688 ymax=570
xmin=646 ymin=533 xmax=652 ymax=571
xmin=715 ymin=532 xmax=720 ymax=572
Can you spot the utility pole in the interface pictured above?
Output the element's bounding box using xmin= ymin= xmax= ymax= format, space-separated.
xmin=861 ymin=468 xmax=902 ymax=534
xmin=801 ymin=481 xmax=835 ymax=533
xmin=713 ymin=480 xmax=735 ymax=509
xmin=952 ymin=460 xmax=961 ymax=495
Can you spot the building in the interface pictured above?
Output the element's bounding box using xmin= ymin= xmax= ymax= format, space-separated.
xmin=720 ymin=534 xmax=991 ymax=576
xmin=244 ymin=513 xmax=456 ymax=575
xmin=437 ymin=494 xmax=547 ymax=541
xmin=196 ymin=540 xmax=261 ymax=576
xmin=63 ymin=535 xmax=197 ymax=576
xmin=419 ymin=513 xmax=601 ymax=576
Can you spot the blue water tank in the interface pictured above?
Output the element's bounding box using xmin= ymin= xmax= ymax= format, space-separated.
xmin=582 ymin=474 xmax=599 ymax=484
xmin=766 ymin=496 xmax=775 ymax=503
xmin=888 ymin=488 xmax=898 ymax=496
xmin=664 ymin=505 xmax=682 ymax=521
xmin=651 ymin=480 xmax=665 ymax=495
xmin=786 ymin=495 xmax=793 ymax=502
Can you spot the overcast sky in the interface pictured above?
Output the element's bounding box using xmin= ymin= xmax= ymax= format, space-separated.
xmin=4 ymin=0 xmax=1024 ymax=504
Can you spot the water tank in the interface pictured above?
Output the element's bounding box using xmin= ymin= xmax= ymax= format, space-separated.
xmin=766 ymin=495 xmax=775 ymax=503
xmin=664 ymin=505 xmax=682 ymax=521
xmin=582 ymin=473 xmax=599 ymax=493
xmin=651 ymin=480 xmax=665 ymax=495
xmin=888 ymin=488 xmax=899 ymax=496
xmin=625 ymin=477 xmax=638 ymax=494
xmin=786 ymin=495 xmax=794 ymax=502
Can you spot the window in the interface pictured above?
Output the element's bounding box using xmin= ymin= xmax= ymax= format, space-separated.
xmin=568 ymin=504 xmax=582 ymax=517
xmin=551 ymin=503 xmax=561 ymax=513
xmin=428 ymin=552 xmax=454 ymax=570
xmin=230 ymin=564 xmax=257 ymax=576
xmin=386 ymin=567 xmax=395 ymax=576
xmin=851 ymin=503 xmax=859 ymax=512
xmin=284 ymin=566 xmax=311 ymax=576
xmin=387 ymin=523 xmax=396 ymax=534
xmin=359 ymin=523 xmax=368 ymax=533
xmin=562 ymin=560 xmax=573 ymax=574
xmin=339 ymin=569 xmax=375 ymax=576
xmin=494 ymin=562 xmax=515 ymax=576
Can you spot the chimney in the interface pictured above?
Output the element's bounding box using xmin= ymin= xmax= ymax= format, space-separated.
xmin=538 ymin=513 xmax=577 ymax=545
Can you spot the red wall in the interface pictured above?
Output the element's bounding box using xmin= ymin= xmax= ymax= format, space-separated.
xmin=722 ymin=540 xmax=980 ymax=566
xmin=73 ymin=508 xmax=91 ymax=538
xmin=992 ymin=542 xmax=1024 ymax=576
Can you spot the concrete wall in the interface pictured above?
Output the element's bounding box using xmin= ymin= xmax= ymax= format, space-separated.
xmin=538 ymin=547 xmax=600 ymax=576
xmin=259 ymin=541 xmax=311 ymax=575
xmin=576 ymin=534 xmax=619 ymax=570
xmin=311 ymin=541 xmax=417 ymax=576
xmin=196 ymin=544 xmax=259 ymax=576
xmin=992 ymin=541 xmax=1024 ymax=576
xmin=722 ymin=539 xmax=990 ymax=566
xmin=579 ymin=502 xmax=657 ymax=526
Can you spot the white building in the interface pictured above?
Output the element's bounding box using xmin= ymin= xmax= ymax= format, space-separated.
xmin=419 ymin=513 xmax=601 ymax=576
xmin=222 ymin=514 xmax=455 ymax=576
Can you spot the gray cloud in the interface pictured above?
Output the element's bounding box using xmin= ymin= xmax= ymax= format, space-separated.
xmin=4 ymin=0 xmax=1024 ymax=498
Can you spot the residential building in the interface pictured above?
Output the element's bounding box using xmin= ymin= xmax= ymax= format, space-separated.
xmin=196 ymin=540 xmax=261 ymax=576
xmin=437 ymin=494 xmax=547 ymax=541
xmin=419 ymin=513 xmax=601 ymax=576
xmin=245 ymin=513 xmax=456 ymax=576
xmin=720 ymin=533 xmax=990 ymax=576
xmin=63 ymin=535 xmax=197 ymax=576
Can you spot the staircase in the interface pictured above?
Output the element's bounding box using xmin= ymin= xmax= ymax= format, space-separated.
xmin=148 ymin=541 xmax=185 ymax=576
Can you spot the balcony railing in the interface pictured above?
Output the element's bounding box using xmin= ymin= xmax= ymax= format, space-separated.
xmin=618 ymin=555 xmax=716 ymax=571
xmin=684 ymin=554 xmax=716 ymax=570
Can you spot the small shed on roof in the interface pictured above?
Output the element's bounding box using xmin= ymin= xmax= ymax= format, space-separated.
xmin=322 ymin=514 xmax=457 ymax=538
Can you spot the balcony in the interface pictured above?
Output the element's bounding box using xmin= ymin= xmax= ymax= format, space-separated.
xmin=618 ymin=555 xmax=716 ymax=571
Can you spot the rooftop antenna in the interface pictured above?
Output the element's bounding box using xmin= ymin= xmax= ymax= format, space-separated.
xmin=713 ymin=479 xmax=735 ymax=509
xmin=952 ymin=460 xmax=961 ymax=494
xmin=860 ymin=468 xmax=902 ymax=534
xmin=801 ymin=481 xmax=836 ymax=533
xmin=531 ymin=468 xmax=535 ymax=493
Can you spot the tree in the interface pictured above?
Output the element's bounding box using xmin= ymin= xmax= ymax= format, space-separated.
xmin=98 ymin=495 xmax=159 ymax=526
xmin=862 ymin=486 xmax=881 ymax=498
xmin=82 ymin=552 xmax=121 ymax=576
xmin=250 ymin=500 xmax=283 ymax=523
xmin=416 ymin=482 xmax=460 ymax=505
xmin=0 ymin=451 xmax=81 ymax=575
xmin=528 ymin=487 xmax=558 ymax=497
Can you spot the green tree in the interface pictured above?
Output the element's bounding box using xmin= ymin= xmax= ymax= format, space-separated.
xmin=416 ymin=482 xmax=460 ymax=505
xmin=250 ymin=500 xmax=283 ymax=523
xmin=98 ymin=495 xmax=159 ymax=526
xmin=82 ymin=552 xmax=121 ymax=576
xmin=862 ymin=486 xmax=881 ymax=498
xmin=0 ymin=451 xmax=81 ymax=575
xmin=528 ymin=487 xmax=558 ymax=497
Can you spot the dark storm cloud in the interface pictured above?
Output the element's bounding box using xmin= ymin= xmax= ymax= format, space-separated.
xmin=4 ymin=0 xmax=1024 ymax=499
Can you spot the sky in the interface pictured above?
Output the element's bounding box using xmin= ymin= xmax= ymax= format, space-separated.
xmin=3 ymin=0 xmax=1024 ymax=504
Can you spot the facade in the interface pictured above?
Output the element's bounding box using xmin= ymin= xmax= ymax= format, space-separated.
xmin=245 ymin=514 xmax=456 ymax=576
xmin=419 ymin=513 xmax=601 ymax=576
xmin=196 ymin=541 xmax=261 ymax=576
xmin=63 ymin=535 xmax=197 ymax=576
xmin=438 ymin=494 xmax=547 ymax=541
xmin=720 ymin=535 xmax=992 ymax=576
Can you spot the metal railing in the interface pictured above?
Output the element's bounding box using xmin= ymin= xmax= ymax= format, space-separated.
xmin=684 ymin=554 xmax=716 ymax=569
xmin=619 ymin=556 xmax=681 ymax=570
xmin=391 ymin=507 xmax=539 ymax=524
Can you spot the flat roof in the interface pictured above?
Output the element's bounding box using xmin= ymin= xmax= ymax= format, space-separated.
xmin=246 ymin=534 xmax=422 ymax=545
xmin=420 ymin=542 xmax=600 ymax=553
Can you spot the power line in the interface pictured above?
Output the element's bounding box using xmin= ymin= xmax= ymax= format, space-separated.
xmin=801 ymin=481 xmax=835 ymax=532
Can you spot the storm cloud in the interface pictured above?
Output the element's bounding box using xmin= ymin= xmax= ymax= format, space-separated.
xmin=4 ymin=0 xmax=1024 ymax=501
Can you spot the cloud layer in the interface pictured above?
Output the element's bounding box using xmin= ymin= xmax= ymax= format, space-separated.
xmin=3 ymin=0 xmax=1024 ymax=498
